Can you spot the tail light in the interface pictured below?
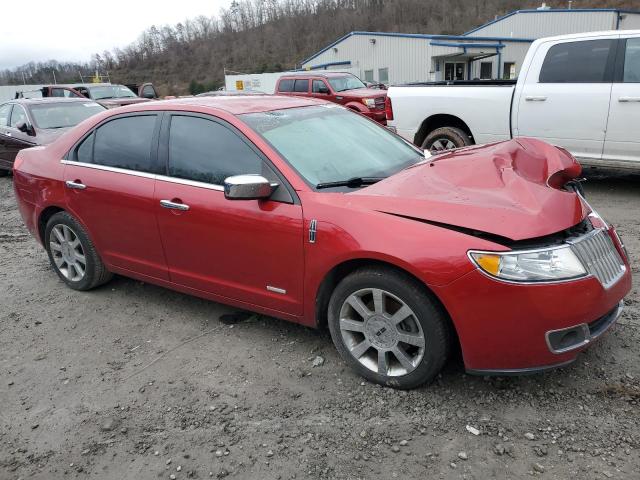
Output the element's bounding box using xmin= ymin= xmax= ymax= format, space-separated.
xmin=384 ymin=96 xmax=394 ymax=121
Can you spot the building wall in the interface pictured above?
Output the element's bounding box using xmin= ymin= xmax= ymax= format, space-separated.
xmin=300 ymin=10 xmax=640 ymax=85
xmin=466 ymin=10 xmax=617 ymax=38
xmin=301 ymin=35 xmax=431 ymax=84
xmin=620 ymin=13 xmax=640 ymax=30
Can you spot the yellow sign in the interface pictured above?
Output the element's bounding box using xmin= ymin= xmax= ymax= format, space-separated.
xmin=236 ymin=80 xmax=244 ymax=91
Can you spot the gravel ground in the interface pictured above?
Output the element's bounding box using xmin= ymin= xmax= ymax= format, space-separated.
xmin=1 ymin=172 xmax=639 ymax=480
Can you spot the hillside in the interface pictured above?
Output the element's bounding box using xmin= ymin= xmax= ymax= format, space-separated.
xmin=1 ymin=0 xmax=638 ymax=94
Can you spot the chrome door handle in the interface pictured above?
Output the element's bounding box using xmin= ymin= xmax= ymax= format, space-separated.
xmin=160 ymin=199 xmax=190 ymax=211
xmin=618 ymin=97 xmax=640 ymax=102
xmin=65 ymin=180 xmax=86 ymax=190
xmin=525 ymin=96 xmax=547 ymax=102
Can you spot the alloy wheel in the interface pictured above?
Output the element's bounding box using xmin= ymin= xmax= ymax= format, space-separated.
xmin=49 ymin=224 xmax=86 ymax=282
xmin=339 ymin=288 xmax=425 ymax=377
xmin=430 ymin=138 xmax=457 ymax=152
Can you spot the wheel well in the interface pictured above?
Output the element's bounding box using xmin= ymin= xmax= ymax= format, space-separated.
xmin=413 ymin=114 xmax=473 ymax=147
xmin=315 ymin=259 xmax=459 ymax=344
xmin=38 ymin=206 xmax=65 ymax=243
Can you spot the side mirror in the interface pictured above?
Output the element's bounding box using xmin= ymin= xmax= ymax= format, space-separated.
xmin=16 ymin=121 xmax=35 ymax=136
xmin=224 ymin=174 xmax=275 ymax=200
xmin=142 ymin=90 xmax=156 ymax=99
xmin=318 ymin=87 xmax=330 ymax=94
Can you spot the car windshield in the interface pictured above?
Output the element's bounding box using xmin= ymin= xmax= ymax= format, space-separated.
xmin=327 ymin=75 xmax=366 ymax=92
xmin=87 ymin=85 xmax=137 ymax=100
xmin=29 ymin=102 xmax=105 ymax=129
xmin=241 ymin=105 xmax=421 ymax=189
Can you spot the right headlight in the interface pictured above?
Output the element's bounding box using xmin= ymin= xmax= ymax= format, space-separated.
xmin=469 ymin=246 xmax=587 ymax=283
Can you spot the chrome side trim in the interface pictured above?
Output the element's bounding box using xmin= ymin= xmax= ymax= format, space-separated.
xmin=266 ymin=286 xmax=286 ymax=294
xmin=309 ymin=219 xmax=317 ymax=244
xmin=61 ymin=160 xmax=226 ymax=191
xmin=155 ymin=174 xmax=225 ymax=192
xmin=61 ymin=159 xmax=157 ymax=180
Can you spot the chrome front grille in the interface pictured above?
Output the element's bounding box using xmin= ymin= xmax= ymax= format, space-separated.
xmin=569 ymin=229 xmax=626 ymax=288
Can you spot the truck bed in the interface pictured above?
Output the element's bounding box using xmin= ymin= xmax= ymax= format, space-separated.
xmin=397 ymin=80 xmax=517 ymax=87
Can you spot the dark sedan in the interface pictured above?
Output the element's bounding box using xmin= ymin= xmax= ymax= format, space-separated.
xmin=0 ymin=98 xmax=105 ymax=175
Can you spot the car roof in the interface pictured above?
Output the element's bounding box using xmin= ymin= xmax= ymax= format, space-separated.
xmin=2 ymin=98 xmax=101 ymax=106
xmin=279 ymin=71 xmax=355 ymax=79
xmin=116 ymin=94 xmax=328 ymax=115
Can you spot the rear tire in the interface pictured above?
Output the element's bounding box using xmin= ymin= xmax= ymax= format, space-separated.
xmin=328 ymin=267 xmax=451 ymax=389
xmin=422 ymin=126 xmax=472 ymax=153
xmin=44 ymin=212 xmax=113 ymax=291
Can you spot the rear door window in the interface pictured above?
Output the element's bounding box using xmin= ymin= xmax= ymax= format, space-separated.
xmin=167 ymin=115 xmax=264 ymax=185
xmin=91 ymin=115 xmax=158 ymax=172
xmin=539 ymin=39 xmax=616 ymax=83
xmin=293 ymin=79 xmax=309 ymax=93
xmin=278 ymin=79 xmax=294 ymax=92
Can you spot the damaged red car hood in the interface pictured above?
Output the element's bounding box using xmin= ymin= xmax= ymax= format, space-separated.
xmin=349 ymin=138 xmax=588 ymax=241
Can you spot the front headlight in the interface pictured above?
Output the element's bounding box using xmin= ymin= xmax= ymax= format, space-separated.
xmin=362 ymin=98 xmax=376 ymax=108
xmin=469 ymin=246 xmax=587 ymax=282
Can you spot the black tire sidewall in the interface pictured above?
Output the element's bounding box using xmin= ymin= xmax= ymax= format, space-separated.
xmin=328 ymin=269 xmax=449 ymax=389
xmin=422 ymin=127 xmax=470 ymax=151
xmin=44 ymin=212 xmax=99 ymax=291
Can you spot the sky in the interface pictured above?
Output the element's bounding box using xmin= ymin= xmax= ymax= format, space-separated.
xmin=0 ymin=0 xmax=234 ymax=70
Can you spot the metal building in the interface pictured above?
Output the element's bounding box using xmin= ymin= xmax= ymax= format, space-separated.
xmin=299 ymin=7 xmax=640 ymax=84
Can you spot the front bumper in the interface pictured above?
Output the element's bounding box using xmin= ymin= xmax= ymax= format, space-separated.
xmin=466 ymin=301 xmax=624 ymax=375
xmin=433 ymin=265 xmax=631 ymax=373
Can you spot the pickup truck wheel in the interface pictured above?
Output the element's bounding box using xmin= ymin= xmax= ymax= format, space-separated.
xmin=0 ymin=169 xmax=9 ymax=177
xmin=422 ymin=127 xmax=471 ymax=152
xmin=45 ymin=212 xmax=113 ymax=291
xmin=328 ymin=267 xmax=451 ymax=389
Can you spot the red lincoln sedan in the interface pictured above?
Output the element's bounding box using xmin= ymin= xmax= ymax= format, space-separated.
xmin=12 ymin=96 xmax=631 ymax=389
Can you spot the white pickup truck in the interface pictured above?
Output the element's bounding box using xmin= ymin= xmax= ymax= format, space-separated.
xmin=387 ymin=30 xmax=640 ymax=171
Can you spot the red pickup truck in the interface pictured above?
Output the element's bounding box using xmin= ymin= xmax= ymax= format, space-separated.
xmin=275 ymin=72 xmax=387 ymax=125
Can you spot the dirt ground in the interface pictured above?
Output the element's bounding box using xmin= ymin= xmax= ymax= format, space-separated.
xmin=1 ymin=171 xmax=639 ymax=480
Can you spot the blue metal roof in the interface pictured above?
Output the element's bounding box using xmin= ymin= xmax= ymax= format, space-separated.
xmin=309 ymin=60 xmax=352 ymax=70
xmin=430 ymin=41 xmax=506 ymax=49
xmin=464 ymin=8 xmax=640 ymax=36
xmin=300 ymin=31 xmax=534 ymax=65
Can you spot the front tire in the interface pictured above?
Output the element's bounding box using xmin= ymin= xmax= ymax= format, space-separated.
xmin=0 ymin=168 xmax=9 ymax=177
xmin=422 ymin=126 xmax=472 ymax=153
xmin=328 ymin=267 xmax=451 ymax=389
xmin=45 ymin=212 xmax=112 ymax=291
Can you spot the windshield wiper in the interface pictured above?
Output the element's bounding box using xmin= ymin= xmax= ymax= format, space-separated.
xmin=316 ymin=177 xmax=385 ymax=189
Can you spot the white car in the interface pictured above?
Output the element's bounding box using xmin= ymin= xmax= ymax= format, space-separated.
xmin=387 ymin=30 xmax=640 ymax=171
